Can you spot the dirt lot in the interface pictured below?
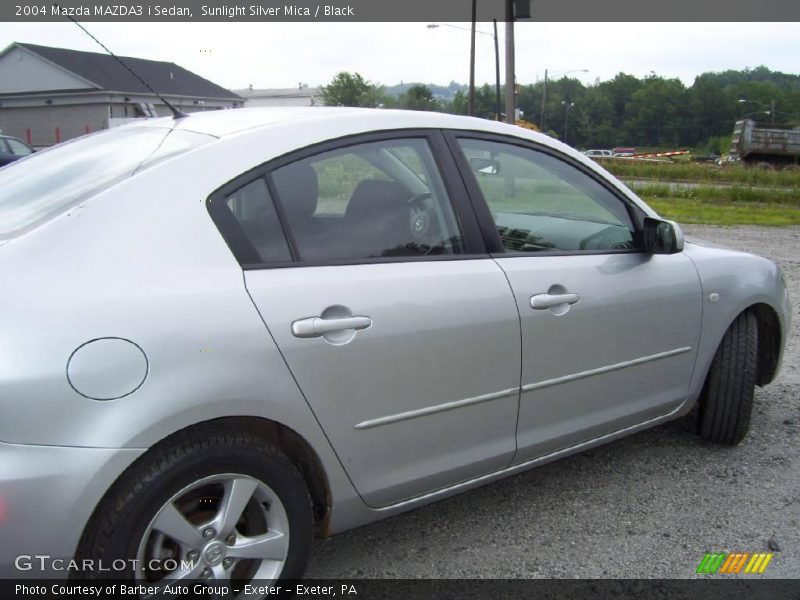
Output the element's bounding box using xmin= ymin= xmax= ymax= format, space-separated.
xmin=306 ymin=225 xmax=800 ymax=579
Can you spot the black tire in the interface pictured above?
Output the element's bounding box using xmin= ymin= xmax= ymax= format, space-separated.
xmin=75 ymin=424 xmax=313 ymax=582
xmin=697 ymin=311 xmax=758 ymax=445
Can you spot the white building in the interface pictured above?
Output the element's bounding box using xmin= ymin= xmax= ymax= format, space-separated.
xmin=0 ymin=42 xmax=243 ymax=146
xmin=235 ymin=85 xmax=320 ymax=108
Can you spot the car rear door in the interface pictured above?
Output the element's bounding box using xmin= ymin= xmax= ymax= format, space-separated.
xmin=448 ymin=133 xmax=703 ymax=463
xmin=210 ymin=131 xmax=521 ymax=508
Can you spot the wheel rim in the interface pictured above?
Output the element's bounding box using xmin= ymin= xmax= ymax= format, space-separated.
xmin=136 ymin=473 xmax=290 ymax=585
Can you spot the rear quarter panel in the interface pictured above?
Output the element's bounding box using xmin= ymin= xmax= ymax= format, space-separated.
xmin=0 ymin=135 xmax=360 ymax=511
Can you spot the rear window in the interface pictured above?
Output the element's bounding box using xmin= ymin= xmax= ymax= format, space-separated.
xmin=0 ymin=126 xmax=213 ymax=239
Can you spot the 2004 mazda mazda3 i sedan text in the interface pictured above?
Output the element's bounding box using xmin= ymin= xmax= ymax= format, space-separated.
xmin=0 ymin=108 xmax=790 ymax=583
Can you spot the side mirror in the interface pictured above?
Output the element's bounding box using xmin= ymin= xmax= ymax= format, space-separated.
xmin=469 ymin=157 xmax=500 ymax=175
xmin=643 ymin=217 xmax=684 ymax=254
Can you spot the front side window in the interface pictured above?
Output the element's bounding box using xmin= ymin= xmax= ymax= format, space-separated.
xmin=269 ymin=138 xmax=464 ymax=261
xmin=457 ymin=138 xmax=637 ymax=253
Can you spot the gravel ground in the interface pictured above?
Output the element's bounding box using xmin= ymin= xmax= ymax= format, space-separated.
xmin=305 ymin=225 xmax=800 ymax=579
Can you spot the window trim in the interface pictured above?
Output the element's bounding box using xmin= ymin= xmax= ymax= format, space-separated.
xmin=207 ymin=128 xmax=489 ymax=269
xmin=442 ymin=130 xmax=649 ymax=258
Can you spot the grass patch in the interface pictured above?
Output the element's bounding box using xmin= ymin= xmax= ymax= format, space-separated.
xmin=597 ymin=159 xmax=800 ymax=187
xmin=628 ymin=183 xmax=800 ymax=206
xmin=644 ymin=196 xmax=800 ymax=226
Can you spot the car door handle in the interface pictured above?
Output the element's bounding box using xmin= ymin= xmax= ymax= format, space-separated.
xmin=530 ymin=293 xmax=580 ymax=310
xmin=292 ymin=316 xmax=372 ymax=338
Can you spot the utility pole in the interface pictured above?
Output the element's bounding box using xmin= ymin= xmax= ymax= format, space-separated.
xmin=540 ymin=68 xmax=548 ymax=130
xmin=562 ymin=101 xmax=574 ymax=144
xmin=468 ymin=0 xmax=476 ymax=116
xmin=494 ymin=19 xmax=501 ymax=121
xmin=504 ymin=0 xmax=515 ymax=124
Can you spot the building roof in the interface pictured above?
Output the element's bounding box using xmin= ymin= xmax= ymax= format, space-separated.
xmin=235 ymin=87 xmax=320 ymax=100
xmin=11 ymin=42 xmax=241 ymax=100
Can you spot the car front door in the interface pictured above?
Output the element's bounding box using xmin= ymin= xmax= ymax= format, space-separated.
xmin=450 ymin=134 xmax=703 ymax=463
xmin=211 ymin=132 xmax=521 ymax=508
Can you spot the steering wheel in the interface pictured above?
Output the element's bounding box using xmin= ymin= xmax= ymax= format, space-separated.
xmin=407 ymin=192 xmax=444 ymax=253
xmin=579 ymin=225 xmax=634 ymax=251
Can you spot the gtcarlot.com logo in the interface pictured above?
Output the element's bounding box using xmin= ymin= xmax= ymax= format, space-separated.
xmin=14 ymin=554 xmax=195 ymax=573
xmin=696 ymin=552 xmax=774 ymax=574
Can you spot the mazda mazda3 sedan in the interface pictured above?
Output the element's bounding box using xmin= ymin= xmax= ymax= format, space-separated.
xmin=0 ymin=108 xmax=790 ymax=584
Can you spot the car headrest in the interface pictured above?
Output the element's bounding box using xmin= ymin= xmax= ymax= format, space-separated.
xmin=345 ymin=179 xmax=410 ymax=223
xmin=272 ymin=162 xmax=318 ymax=219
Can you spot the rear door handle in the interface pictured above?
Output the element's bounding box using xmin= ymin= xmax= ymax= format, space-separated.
xmin=530 ymin=293 xmax=580 ymax=310
xmin=292 ymin=316 xmax=372 ymax=338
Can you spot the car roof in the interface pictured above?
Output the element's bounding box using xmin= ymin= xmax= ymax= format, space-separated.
xmin=114 ymin=107 xmax=656 ymax=219
xmin=126 ymin=106 xmax=552 ymax=147
xmin=95 ymin=108 xmax=653 ymax=213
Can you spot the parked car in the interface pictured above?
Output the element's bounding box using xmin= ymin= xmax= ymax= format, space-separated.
xmin=612 ymin=146 xmax=637 ymax=157
xmin=582 ymin=149 xmax=613 ymax=158
xmin=0 ymin=134 xmax=35 ymax=167
xmin=0 ymin=108 xmax=790 ymax=584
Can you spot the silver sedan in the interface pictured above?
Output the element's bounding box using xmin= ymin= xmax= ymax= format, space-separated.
xmin=0 ymin=108 xmax=790 ymax=584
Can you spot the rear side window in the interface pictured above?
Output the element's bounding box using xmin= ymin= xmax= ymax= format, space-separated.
xmin=0 ymin=126 xmax=212 ymax=239
xmin=268 ymin=138 xmax=465 ymax=261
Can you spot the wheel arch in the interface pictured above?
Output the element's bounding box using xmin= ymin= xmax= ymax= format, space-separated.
xmin=749 ymin=302 xmax=782 ymax=386
xmin=168 ymin=416 xmax=332 ymax=537
xmin=688 ymin=299 xmax=785 ymax=411
xmin=81 ymin=416 xmax=333 ymax=545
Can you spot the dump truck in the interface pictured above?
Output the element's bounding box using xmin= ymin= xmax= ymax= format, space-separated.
xmin=729 ymin=119 xmax=800 ymax=167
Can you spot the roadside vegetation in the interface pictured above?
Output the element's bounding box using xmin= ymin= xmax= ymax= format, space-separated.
xmin=645 ymin=197 xmax=800 ymax=226
xmin=628 ymin=182 xmax=800 ymax=226
xmin=320 ymin=67 xmax=800 ymax=154
xmin=598 ymin=159 xmax=800 ymax=187
xmin=628 ymin=182 xmax=800 ymax=203
xmin=622 ymin=173 xmax=800 ymax=226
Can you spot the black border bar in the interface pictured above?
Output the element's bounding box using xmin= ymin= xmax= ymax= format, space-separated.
xmin=4 ymin=579 xmax=800 ymax=600
xmin=5 ymin=0 xmax=800 ymax=22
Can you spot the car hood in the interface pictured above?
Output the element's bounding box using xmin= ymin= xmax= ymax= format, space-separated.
xmin=684 ymin=237 xmax=733 ymax=251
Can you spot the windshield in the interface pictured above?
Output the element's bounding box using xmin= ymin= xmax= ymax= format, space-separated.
xmin=0 ymin=126 xmax=213 ymax=239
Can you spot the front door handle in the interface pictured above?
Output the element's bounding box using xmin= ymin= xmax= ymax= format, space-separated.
xmin=530 ymin=293 xmax=580 ymax=310
xmin=292 ymin=315 xmax=372 ymax=338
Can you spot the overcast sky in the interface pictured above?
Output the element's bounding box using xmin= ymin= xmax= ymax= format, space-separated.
xmin=0 ymin=22 xmax=797 ymax=91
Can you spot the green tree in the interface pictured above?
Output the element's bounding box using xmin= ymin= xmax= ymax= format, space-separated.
xmin=597 ymin=73 xmax=644 ymax=138
xmin=578 ymin=92 xmax=615 ymax=148
xmin=398 ymin=84 xmax=439 ymax=111
xmin=686 ymin=73 xmax=735 ymax=146
xmin=445 ymin=89 xmax=469 ymax=115
xmin=320 ymin=72 xmax=386 ymax=108
xmin=473 ymin=84 xmax=499 ymax=120
xmin=625 ymin=75 xmax=686 ymax=147
xmin=516 ymin=82 xmax=543 ymax=126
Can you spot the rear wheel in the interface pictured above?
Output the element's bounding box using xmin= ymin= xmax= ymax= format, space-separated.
xmin=697 ymin=311 xmax=759 ymax=445
xmin=75 ymin=426 xmax=313 ymax=585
